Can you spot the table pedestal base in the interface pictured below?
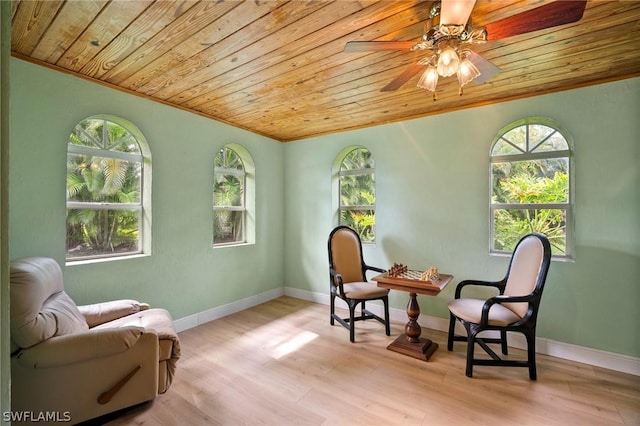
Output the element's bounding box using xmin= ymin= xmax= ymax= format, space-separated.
xmin=387 ymin=334 xmax=439 ymax=361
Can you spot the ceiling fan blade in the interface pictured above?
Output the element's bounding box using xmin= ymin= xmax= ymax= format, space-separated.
xmin=381 ymin=63 xmax=426 ymax=92
xmin=465 ymin=51 xmax=500 ymax=84
xmin=440 ymin=0 xmax=477 ymax=26
xmin=344 ymin=41 xmax=416 ymax=52
xmin=485 ymin=0 xmax=587 ymax=41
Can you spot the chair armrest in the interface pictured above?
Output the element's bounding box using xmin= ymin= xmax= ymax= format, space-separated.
xmin=329 ymin=268 xmax=345 ymax=297
xmin=79 ymin=300 xmax=151 ymax=328
xmin=14 ymin=326 xmax=150 ymax=368
xmin=454 ymin=279 xmax=506 ymax=299
xmin=479 ymin=294 xmax=534 ymax=326
xmin=364 ymin=264 xmax=386 ymax=274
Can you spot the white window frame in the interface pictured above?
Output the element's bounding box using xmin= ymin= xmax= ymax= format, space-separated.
xmin=333 ymin=146 xmax=376 ymax=244
xmin=213 ymin=144 xmax=255 ymax=247
xmin=66 ymin=115 xmax=151 ymax=263
xmin=489 ymin=117 xmax=574 ymax=260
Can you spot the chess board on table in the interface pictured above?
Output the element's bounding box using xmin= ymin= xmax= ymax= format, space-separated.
xmin=372 ymin=267 xmax=452 ymax=294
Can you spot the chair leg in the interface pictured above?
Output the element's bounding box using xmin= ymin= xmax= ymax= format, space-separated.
xmin=447 ymin=314 xmax=457 ymax=351
xmin=464 ymin=324 xmax=476 ymax=378
xmin=330 ymin=293 xmax=335 ymax=325
xmin=525 ymin=331 xmax=537 ymax=380
xmin=349 ymin=302 xmax=356 ymax=343
xmin=501 ymin=330 xmax=508 ymax=355
xmin=383 ymin=297 xmax=390 ymax=336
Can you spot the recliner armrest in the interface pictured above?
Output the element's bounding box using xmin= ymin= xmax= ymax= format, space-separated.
xmin=79 ymin=299 xmax=150 ymax=327
xmin=14 ymin=326 xmax=155 ymax=368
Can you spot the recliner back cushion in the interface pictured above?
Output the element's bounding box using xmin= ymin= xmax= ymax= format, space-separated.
xmin=10 ymin=257 xmax=88 ymax=349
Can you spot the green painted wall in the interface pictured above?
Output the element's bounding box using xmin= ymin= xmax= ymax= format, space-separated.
xmin=8 ymin=57 xmax=639 ymax=359
xmin=9 ymin=58 xmax=285 ymax=320
xmin=283 ymin=78 xmax=640 ymax=358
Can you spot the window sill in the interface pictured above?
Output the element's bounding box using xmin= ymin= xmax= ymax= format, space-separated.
xmin=66 ymin=253 xmax=150 ymax=267
xmin=213 ymin=242 xmax=255 ymax=249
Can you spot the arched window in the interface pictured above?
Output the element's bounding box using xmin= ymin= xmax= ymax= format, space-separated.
xmin=213 ymin=144 xmax=254 ymax=246
xmin=490 ymin=117 xmax=573 ymax=259
xmin=336 ymin=147 xmax=376 ymax=243
xmin=66 ymin=115 xmax=151 ymax=261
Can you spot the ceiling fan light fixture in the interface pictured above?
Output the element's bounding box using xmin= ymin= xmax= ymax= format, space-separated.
xmin=417 ymin=66 xmax=439 ymax=92
xmin=437 ymin=45 xmax=459 ymax=77
xmin=457 ymin=56 xmax=481 ymax=86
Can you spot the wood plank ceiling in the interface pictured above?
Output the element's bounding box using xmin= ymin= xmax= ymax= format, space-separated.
xmin=10 ymin=0 xmax=640 ymax=142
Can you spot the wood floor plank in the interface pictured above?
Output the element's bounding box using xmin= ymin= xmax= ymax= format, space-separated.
xmin=95 ymin=296 xmax=640 ymax=426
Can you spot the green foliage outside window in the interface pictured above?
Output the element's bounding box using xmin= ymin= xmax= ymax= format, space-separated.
xmin=492 ymin=167 xmax=568 ymax=254
xmin=66 ymin=119 xmax=142 ymax=259
xmin=339 ymin=148 xmax=375 ymax=242
xmin=491 ymin=120 xmax=571 ymax=257
xmin=214 ymin=147 xmax=245 ymax=244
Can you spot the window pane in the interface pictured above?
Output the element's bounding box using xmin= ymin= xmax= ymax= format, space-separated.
xmin=341 ymin=148 xmax=374 ymax=170
xmin=213 ymin=146 xmax=247 ymax=246
xmin=66 ymin=208 xmax=140 ymax=258
xmin=215 ymin=147 xmax=244 ymax=170
xmin=493 ymin=208 xmax=566 ymax=256
xmin=338 ymin=147 xmax=376 ymax=242
xmin=214 ymin=173 xmax=244 ymax=207
xmin=491 ymin=138 xmax=523 ymax=156
xmin=340 ymin=173 xmax=375 ymax=207
xmin=214 ymin=209 xmax=244 ymax=243
xmin=340 ymin=209 xmax=375 ymax=243
xmin=527 ymin=124 xmax=555 ymax=147
xmin=492 ymin=158 xmax=568 ymax=204
xmin=67 ymin=153 xmax=141 ymax=203
xmin=501 ymin=127 xmax=526 ymax=151
xmin=532 ymin=131 xmax=569 ymax=153
xmin=70 ymin=119 xmax=141 ymax=154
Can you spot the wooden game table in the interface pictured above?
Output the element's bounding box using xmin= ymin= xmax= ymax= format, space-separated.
xmin=372 ymin=270 xmax=453 ymax=361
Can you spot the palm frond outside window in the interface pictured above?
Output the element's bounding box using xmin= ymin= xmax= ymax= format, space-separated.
xmin=66 ymin=118 xmax=145 ymax=260
xmin=339 ymin=148 xmax=376 ymax=243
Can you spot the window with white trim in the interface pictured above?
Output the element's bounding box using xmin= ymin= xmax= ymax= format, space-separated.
xmin=66 ymin=116 xmax=150 ymax=261
xmin=213 ymin=145 xmax=249 ymax=245
xmin=490 ymin=117 xmax=573 ymax=259
xmin=338 ymin=147 xmax=376 ymax=243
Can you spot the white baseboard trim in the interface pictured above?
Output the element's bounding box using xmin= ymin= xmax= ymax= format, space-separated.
xmin=172 ymin=286 xmax=639 ymax=376
xmin=173 ymin=287 xmax=284 ymax=332
xmin=283 ymin=287 xmax=640 ymax=377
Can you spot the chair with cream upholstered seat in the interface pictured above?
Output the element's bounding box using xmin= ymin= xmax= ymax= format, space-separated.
xmin=447 ymin=233 xmax=551 ymax=379
xmin=328 ymin=225 xmax=390 ymax=343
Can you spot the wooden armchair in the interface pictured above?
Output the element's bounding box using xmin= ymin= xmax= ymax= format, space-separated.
xmin=328 ymin=226 xmax=390 ymax=342
xmin=447 ymin=233 xmax=552 ymax=379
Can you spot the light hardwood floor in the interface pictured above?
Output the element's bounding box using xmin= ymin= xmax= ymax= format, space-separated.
xmin=98 ymin=296 xmax=640 ymax=426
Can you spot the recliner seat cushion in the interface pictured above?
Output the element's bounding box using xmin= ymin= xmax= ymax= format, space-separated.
xmin=93 ymin=307 xmax=181 ymax=392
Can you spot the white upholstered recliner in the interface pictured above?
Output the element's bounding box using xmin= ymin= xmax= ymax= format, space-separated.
xmin=10 ymin=257 xmax=181 ymax=425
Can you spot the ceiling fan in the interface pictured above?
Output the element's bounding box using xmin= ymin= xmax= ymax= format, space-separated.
xmin=344 ymin=0 xmax=587 ymax=99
